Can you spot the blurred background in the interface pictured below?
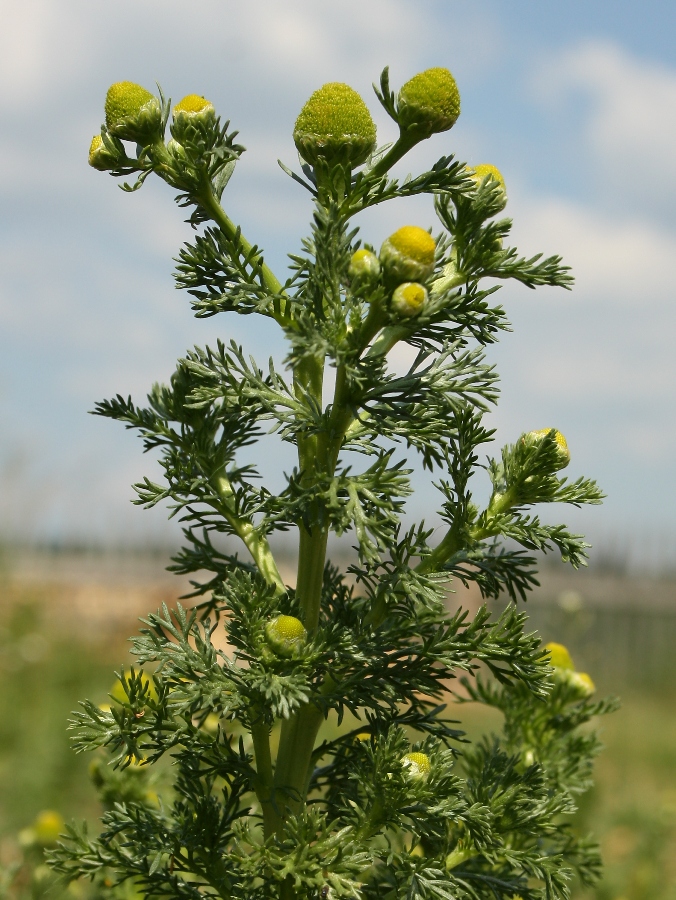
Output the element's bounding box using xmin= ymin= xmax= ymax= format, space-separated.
xmin=0 ymin=1 xmax=675 ymax=898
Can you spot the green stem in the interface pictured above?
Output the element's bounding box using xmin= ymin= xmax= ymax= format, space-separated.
xmin=295 ymin=526 xmax=329 ymax=633
xmin=250 ymin=716 xmax=280 ymax=839
xmin=213 ymin=474 xmax=285 ymax=596
xmin=367 ymin=132 xmax=420 ymax=181
xmin=272 ymin=703 xmax=324 ymax=818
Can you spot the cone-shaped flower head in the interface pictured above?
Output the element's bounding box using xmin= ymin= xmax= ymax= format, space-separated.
xmin=294 ymin=83 xmax=376 ymax=168
xmin=88 ymin=134 xmax=117 ymax=171
xmin=402 ymin=752 xmax=431 ymax=780
xmin=348 ymin=248 xmax=380 ymax=281
xmin=398 ymin=67 xmax=460 ymax=138
xmin=105 ymin=81 xmax=162 ymax=142
xmin=525 ymin=428 xmax=571 ymax=471
xmin=380 ymin=225 xmax=436 ymax=284
xmin=265 ymin=614 xmax=307 ymax=657
xmin=391 ymin=282 xmax=428 ymax=318
xmin=470 ymin=163 xmax=507 ymax=211
xmin=544 ymin=642 xmax=574 ymax=671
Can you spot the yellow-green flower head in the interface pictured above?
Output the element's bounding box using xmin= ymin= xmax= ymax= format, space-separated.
xmin=33 ymin=810 xmax=65 ymax=845
xmin=105 ymin=81 xmax=162 ymax=142
xmin=525 ymin=428 xmax=571 ymax=470
xmin=173 ymin=94 xmax=214 ymax=120
xmin=391 ymin=282 xmax=428 ymax=318
xmin=402 ymin=752 xmax=431 ymax=780
xmin=293 ymin=82 xmax=376 ymax=168
xmin=88 ymin=134 xmax=109 ymax=171
xmin=348 ymin=248 xmax=381 ymax=281
xmin=380 ymin=225 xmax=436 ymax=284
xmin=398 ymin=67 xmax=460 ymax=138
xmin=265 ymin=614 xmax=307 ymax=657
xmin=568 ymin=671 xmax=596 ymax=699
xmin=469 ymin=163 xmax=507 ymax=211
xmin=544 ymin=641 xmax=574 ymax=671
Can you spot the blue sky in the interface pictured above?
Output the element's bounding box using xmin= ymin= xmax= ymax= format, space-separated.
xmin=0 ymin=0 xmax=675 ymax=567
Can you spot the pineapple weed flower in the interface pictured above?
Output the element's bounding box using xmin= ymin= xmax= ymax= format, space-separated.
xmin=64 ymin=64 xmax=615 ymax=900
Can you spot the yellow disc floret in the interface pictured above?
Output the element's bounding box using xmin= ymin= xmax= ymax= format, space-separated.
xmin=544 ymin=642 xmax=574 ymax=671
xmin=265 ymin=614 xmax=307 ymax=657
xmin=173 ymin=94 xmax=214 ymax=117
xmin=380 ymin=226 xmax=436 ymax=284
xmin=105 ymin=81 xmax=161 ymax=142
xmin=402 ymin=752 xmax=431 ymax=779
xmin=470 ymin=163 xmax=507 ymax=210
xmin=294 ymin=82 xmax=376 ymax=168
xmin=398 ymin=67 xmax=460 ymax=137
xmin=391 ymin=282 xmax=428 ymax=318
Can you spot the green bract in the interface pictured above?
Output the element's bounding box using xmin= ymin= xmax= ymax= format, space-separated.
xmin=293 ymin=82 xmax=376 ymax=168
xmin=53 ymin=63 xmax=615 ymax=900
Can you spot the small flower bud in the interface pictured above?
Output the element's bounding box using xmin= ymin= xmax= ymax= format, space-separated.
xmin=105 ymin=81 xmax=162 ymax=143
xmin=402 ymin=752 xmax=431 ymax=780
xmin=293 ymin=82 xmax=376 ymax=169
xmin=265 ymin=615 xmax=307 ymax=657
xmin=568 ymin=671 xmax=596 ymax=699
xmin=348 ymin=248 xmax=381 ymax=281
xmin=391 ymin=282 xmax=428 ymax=318
xmin=88 ymin=134 xmax=118 ymax=171
xmin=33 ymin=810 xmax=65 ymax=845
xmin=398 ymin=67 xmax=460 ymax=138
xmin=173 ymin=94 xmax=215 ymax=124
xmin=544 ymin=641 xmax=574 ymax=671
xmin=469 ymin=163 xmax=507 ymax=211
xmin=380 ymin=226 xmax=436 ymax=284
xmin=524 ymin=428 xmax=571 ymax=471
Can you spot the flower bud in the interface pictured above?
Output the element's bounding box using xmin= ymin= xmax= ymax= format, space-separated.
xmin=524 ymin=428 xmax=570 ymax=471
xmin=33 ymin=810 xmax=65 ymax=845
xmin=544 ymin=642 xmax=574 ymax=671
xmin=348 ymin=248 xmax=380 ymax=281
xmin=402 ymin=752 xmax=431 ymax=780
xmin=88 ymin=134 xmax=119 ymax=171
xmin=380 ymin=226 xmax=436 ymax=284
xmin=173 ymin=94 xmax=215 ymax=125
xmin=568 ymin=671 xmax=596 ymax=699
xmin=265 ymin=615 xmax=307 ymax=657
xmin=391 ymin=282 xmax=428 ymax=318
xmin=398 ymin=67 xmax=460 ymax=138
xmin=469 ymin=163 xmax=507 ymax=211
xmin=293 ymin=82 xmax=376 ymax=169
xmin=105 ymin=81 xmax=162 ymax=143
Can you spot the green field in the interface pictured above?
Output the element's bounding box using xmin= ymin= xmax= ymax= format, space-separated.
xmin=0 ymin=576 xmax=674 ymax=899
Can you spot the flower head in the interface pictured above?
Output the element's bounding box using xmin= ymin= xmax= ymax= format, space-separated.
xmin=391 ymin=282 xmax=428 ymax=318
xmin=402 ymin=752 xmax=431 ymax=780
xmin=173 ymin=94 xmax=214 ymax=118
xmin=469 ymin=163 xmax=507 ymax=210
xmin=294 ymin=83 xmax=376 ymax=168
xmin=525 ymin=428 xmax=570 ymax=471
xmin=398 ymin=67 xmax=460 ymax=138
xmin=380 ymin=225 xmax=436 ymax=284
xmin=544 ymin=641 xmax=574 ymax=671
xmin=105 ymin=81 xmax=162 ymax=142
xmin=265 ymin=615 xmax=307 ymax=657
xmin=348 ymin=248 xmax=380 ymax=281
xmin=569 ymin=671 xmax=596 ymax=699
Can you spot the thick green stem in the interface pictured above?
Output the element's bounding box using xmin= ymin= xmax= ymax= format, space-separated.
xmin=295 ymin=526 xmax=329 ymax=633
xmin=250 ymin=716 xmax=280 ymax=839
xmin=367 ymin=132 xmax=420 ymax=181
xmin=272 ymin=704 xmax=324 ymax=818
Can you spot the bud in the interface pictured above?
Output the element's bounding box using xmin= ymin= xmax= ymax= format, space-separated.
xmin=568 ymin=671 xmax=596 ymax=699
xmin=33 ymin=810 xmax=65 ymax=845
xmin=544 ymin=641 xmax=574 ymax=671
xmin=265 ymin=614 xmax=307 ymax=657
xmin=105 ymin=81 xmax=162 ymax=143
xmin=173 ymin=94 xmax=215 ymax=124
xmin=88 ymin=134 xmax=117 ymax=171
xmin=469 ymin=163 xmax=507 ymax=211
xmin=524 ymin=428 xmax=570 ymax=471
xmin=398 ymin=67 xmax=460 ymax=138
xmin=380 ymin=226 xmax=436 ymax=284
xmin=348 ymin=248 xmax=380 ymax=282
xmin=391 ymin=282 xmax=428 ymax=318
xmin=402 ymin=752 xmax=431 ymax=780
xmin=293 ymin=82 xmax=376 ymax=169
